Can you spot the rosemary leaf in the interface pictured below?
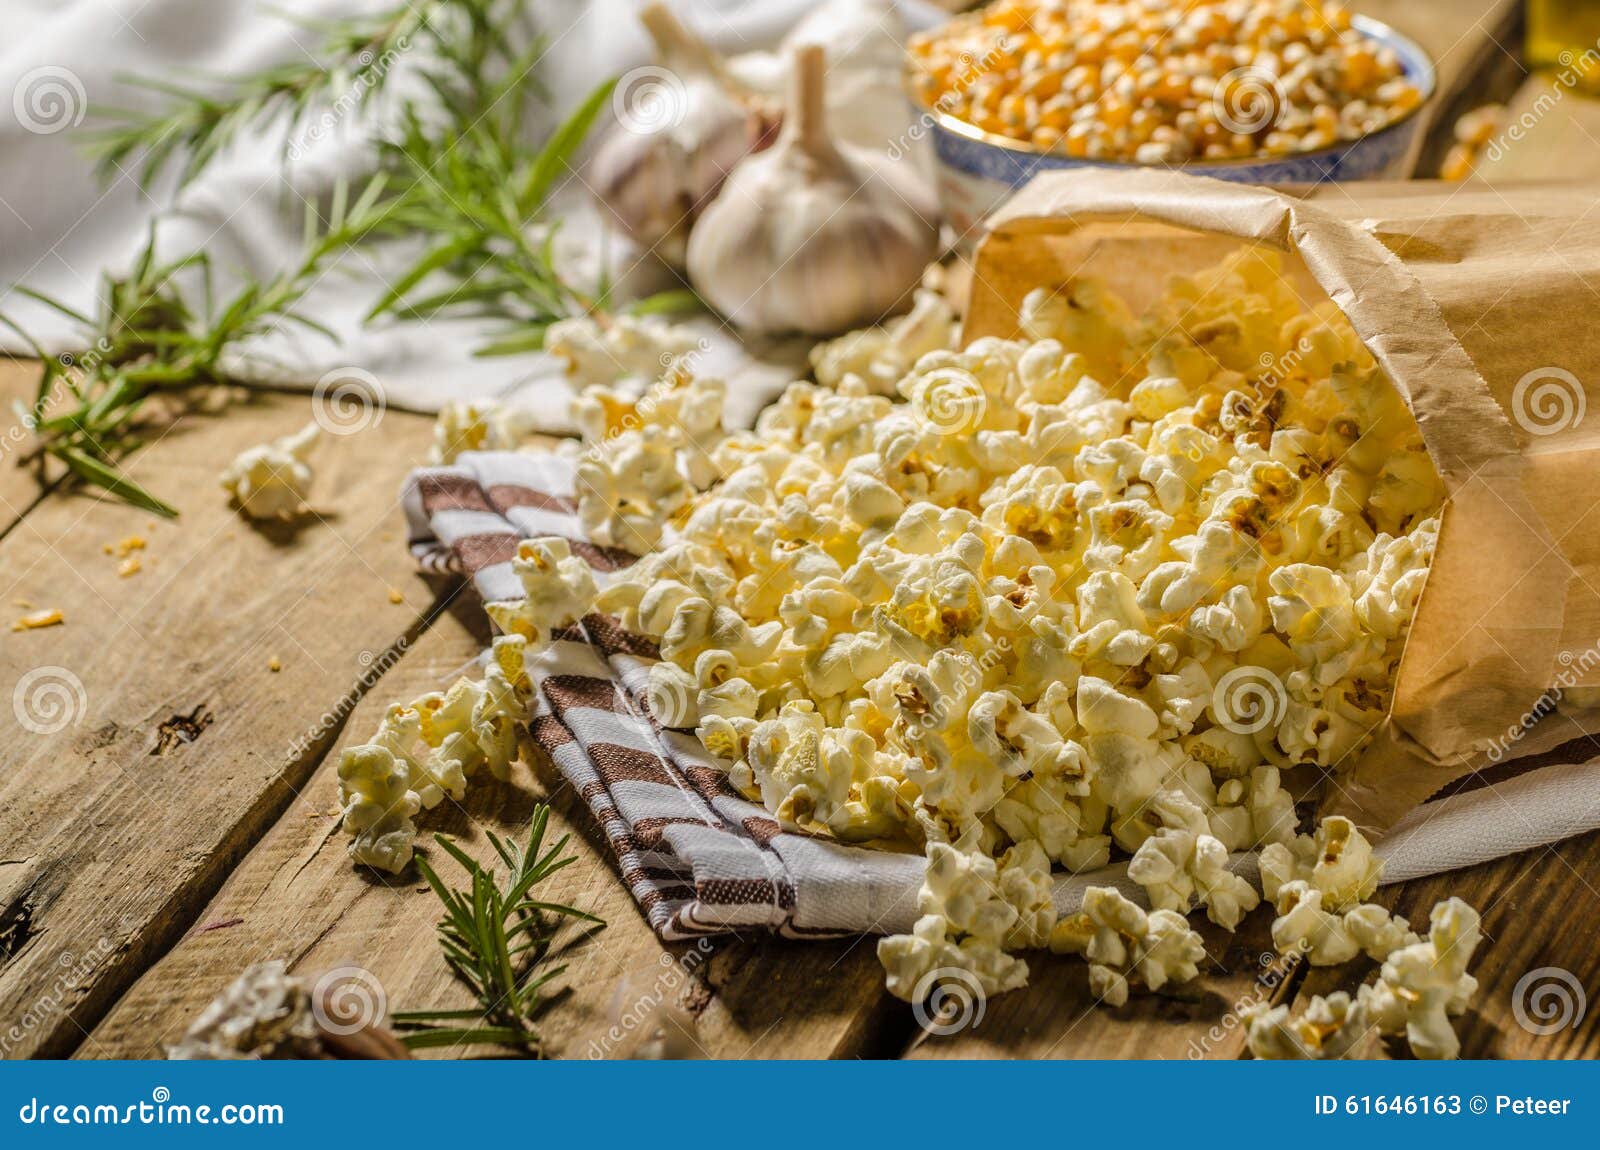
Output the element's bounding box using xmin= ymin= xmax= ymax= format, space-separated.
xmin=398 ymin=805 xmax=604 ymax=1056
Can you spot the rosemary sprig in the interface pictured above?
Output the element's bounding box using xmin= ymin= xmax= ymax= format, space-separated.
xmin=392 ymin=807 xmax=604 ymax=1053
xmin=1 ymin=175 xmax=393 ymax=514
xmin=367 ymin=74 xmax=615 ymax=351
xmin=87 ymin=0 xmax=461 ymax=187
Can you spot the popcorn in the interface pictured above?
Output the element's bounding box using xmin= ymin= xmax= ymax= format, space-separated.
xmin=1343 ymin=902 xmax=1420 ymax=961
xmin=811 ymin=287 xmax=958 ymax=395
xmin=431 ymin=400 xmax=532 ymax=464
xmin=1049 ymin=886 xmax=1205 ymax=1007
xmin=1243 ymin=992 xmax=1369 ymax=1060
xmin=220 ymin=422 xmax=318 ymax=520
xmin=167 ymin=962 xmax=322 ymax=1060
xmin=429 ymin=247 xmax=1454 ymax=1011
xmin=1125 ymin=789 xmax=1260 ymax=929
xmin=546 ymin=313 xmax=699 ymax=392
xmin=337 ymin=744 xmax=422 ymax=874
xmin=337 ymin=637 xmax=533 ymax=873
xmin=576 ymin=425 xmax=690 ymax=552
xmin=879 ymin=843 xmax=1035 ymax=1001
xmin=1269 ymin=880 xmax=1361 ymax=965
xmin=485 ymin=537 xmax=600 ymax=642
xmin=1360 ymin=898 xmax=1481 ymax=1059
xmin=1259 ymin=817 xmax=1383 ymax=912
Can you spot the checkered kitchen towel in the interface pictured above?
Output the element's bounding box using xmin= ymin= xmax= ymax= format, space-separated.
xmin=402 ymin=451 xmax=1600 ymax=942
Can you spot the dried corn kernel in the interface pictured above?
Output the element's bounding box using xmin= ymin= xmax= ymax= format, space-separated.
xmin=908 ymin=0 xmax=1421 ymax=162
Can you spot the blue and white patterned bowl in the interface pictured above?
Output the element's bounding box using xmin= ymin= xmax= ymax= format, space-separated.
xmin=915 ymin=15 xmax=1437 ymax=235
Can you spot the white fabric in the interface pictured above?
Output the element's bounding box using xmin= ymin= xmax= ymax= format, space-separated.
xmin=1035 ymin=757 xmax=1600 ymax=927
xmin=0 ymin=0 xmax=943 ymax=429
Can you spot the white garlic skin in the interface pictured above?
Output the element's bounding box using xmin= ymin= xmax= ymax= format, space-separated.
xmin=685 ymin=45 xmax=940 ymax=337
xmin=588 ymin=4 xmax=768 ymax=268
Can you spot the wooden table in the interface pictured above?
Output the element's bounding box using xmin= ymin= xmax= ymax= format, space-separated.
xmin=5 ymin=0 xmax=1600 ymax=1061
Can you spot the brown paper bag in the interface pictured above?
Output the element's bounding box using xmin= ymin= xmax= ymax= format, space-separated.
xmin=963 ymin=168 xmax=1600 ymax=832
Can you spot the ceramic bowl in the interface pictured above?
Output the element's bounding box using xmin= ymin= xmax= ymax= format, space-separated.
xmin=913 ymin=15 xmax=1437 ymax=234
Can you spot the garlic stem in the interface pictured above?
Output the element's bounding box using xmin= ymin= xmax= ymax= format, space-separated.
xmin=639 ymin=2 xmax=741 ymax=95
xmin=786 ymin=44 xmax=833 ymax=156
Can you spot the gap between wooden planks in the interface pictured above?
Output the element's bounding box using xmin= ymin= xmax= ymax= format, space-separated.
xmin=0 ymin=357 xmax=65 ymax=540
xmin=84 ymin=595 xmax=906 ymax=1060
xmin=0 ymin=388 xmax=442 ymax=1057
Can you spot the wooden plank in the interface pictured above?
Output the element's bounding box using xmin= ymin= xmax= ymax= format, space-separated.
xmin=1476 ymin=71 xmax=1600 ymax=183
xmin=0 ymin=357 xmax=65 ymax=538
xmin=1274 ymin=830 xmax=1600 ymax=1059
xmin=0 ymin=391 xmax=440 ymax=1059
xmin=84 ymin=605 xmax=901 ymax=1060
xmin=902 ymin=902 xmax=1282 ymax=1059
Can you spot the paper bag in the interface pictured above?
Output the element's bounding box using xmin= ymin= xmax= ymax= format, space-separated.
xmin=964 ymin=168 xmax=1600 ymax=831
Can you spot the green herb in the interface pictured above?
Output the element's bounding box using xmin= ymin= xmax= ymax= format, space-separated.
xmin=391 ymin=806 xmax=604 ymax=1054
xmin=88 ymin=0 xmax=481 ymax=187
xmin=363 ymin=73 xmax=617 ymax=346
xmin=1 ymin=176 xmax=392 ymax=515
xmin=6 ymin=0 xmax=700 ymax=516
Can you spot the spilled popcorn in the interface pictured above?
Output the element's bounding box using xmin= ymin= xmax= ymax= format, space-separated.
xmin=381 ymin=248 xmax=1475 ymax=1056
xmin=336 ymin=634 xmax=538 ymax=873
xmin=220 ymin=422 xmax=319 ymax=520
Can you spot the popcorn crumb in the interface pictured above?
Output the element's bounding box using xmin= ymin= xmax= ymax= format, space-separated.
xmin=387 ymin=587 xmax=404 ymax=605
xmin=118 ymin=557 xmax=142 ymax=578
xmin=268 ymin=656 xmax=283 ymax=673
xmin=12 ymin=608 xmax=64 ymax=632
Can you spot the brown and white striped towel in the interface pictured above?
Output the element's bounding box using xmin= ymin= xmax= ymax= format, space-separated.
xmin=402 ymin=451 xmax=1600 ymax=941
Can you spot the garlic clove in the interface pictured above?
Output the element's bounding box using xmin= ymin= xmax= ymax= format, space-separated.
xmin=588 ymin=3 xmax=775 ymax=269
xmin=685 ymin=44 xmax=941 ymax=337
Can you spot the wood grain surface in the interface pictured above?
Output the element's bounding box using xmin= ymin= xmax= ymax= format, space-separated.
xmin=4 ymin=3 xmax=1600 ymax=1061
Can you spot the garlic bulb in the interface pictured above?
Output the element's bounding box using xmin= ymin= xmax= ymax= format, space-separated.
xmin=685 ymin=45 xmax=940 ymax=337
xmin=728 ymin=0 xmax=919 ymax=154
xmin=588 ymin=3 xmax=772 ymax=268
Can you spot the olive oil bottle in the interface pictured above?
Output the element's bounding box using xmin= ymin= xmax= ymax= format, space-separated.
xmin=1526 ymin=0 xmax=1600 ymax=87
